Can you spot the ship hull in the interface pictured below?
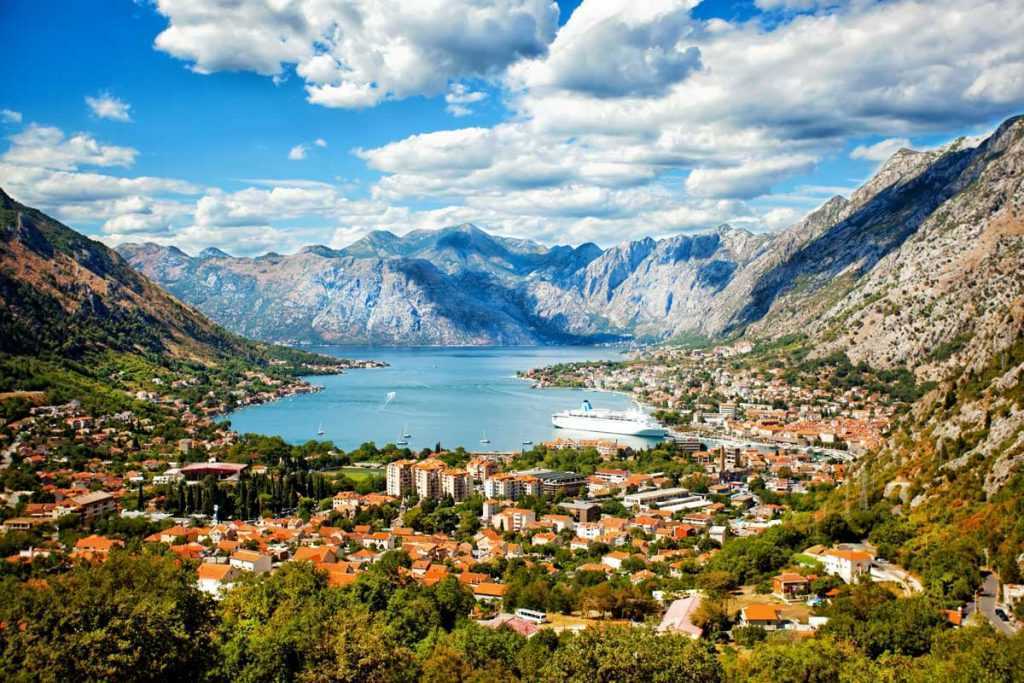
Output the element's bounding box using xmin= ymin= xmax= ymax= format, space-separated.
xmin=551 ymin=414 xmax=667 ymax=437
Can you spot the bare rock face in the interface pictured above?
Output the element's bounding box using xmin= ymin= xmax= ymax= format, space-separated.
xmin=120 ymin=222 xmax=770 ymax=345
xmin=121 ymin=115 xmax=1024 ymax=354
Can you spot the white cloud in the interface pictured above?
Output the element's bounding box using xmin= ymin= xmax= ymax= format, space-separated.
xmin=153 ymin=0 xmax=560 ymax=109
xmin=850 ymin=137 xmax=912 ymax=162
xmin=353 ymin=0 xmax=1024 ymax=239
xmin=3 ymin=124 xmax=136 ymax=170
xmin=0 ymin=122 xmax=199 ymax=234
xmin=24 ymin=0 xmax=1024 ymax=254
xmin=1 ymin=109 xmax=21 ymax=124
xmin=446 ymin=83 xmax=488 ymax=117
xmin=684 ymin=155 xmax=817 ymax=199
xmin=509 ymin=0 xmax=703 ymax=98
xmin=754 ymin=0 xmax=845 ymax=11
xmin=85 ymin=93 xmax=133 ymax=122
xmin=314 ymin=138 xmax=327 ymax=148
xmin=288 ymin=144 xmax=308 ymax=161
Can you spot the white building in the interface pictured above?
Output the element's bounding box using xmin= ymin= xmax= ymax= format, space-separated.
xmin=230 ymin=550 xmax=272 ymax=574
xmin=386 ymin=459 xmax=415 ymax=498
xmin=197 ymin=563 xmax=239 ymax=597
xmin=821 ymin=548 xmax=872 ymax=583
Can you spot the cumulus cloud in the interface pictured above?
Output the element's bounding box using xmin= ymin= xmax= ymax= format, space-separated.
xmin=85 ymin=93 xmax=133 ymax=122
xmin=1 ymin=109 xmax=21 ymax=124
xmin=446 ymin=83 xmax=488 ymax=117
xmin=289 ymin=137 xmax=330 ymax=160
xmin=152 ymin=0 xmax=559 ymax=108
xmin=355 ymin=0 xmax=1024 ymax=235
xmin=30 ymin=0 xmax=1024 ymax=253
xmin=0 ymin=122 xmax=199 ymax=233
xmin=850 ymin=137 xmax=912 ymax=162
xmin=684 ymin=155 xmax=817 ymax=199
xmin=509 ymin=0 xmax=703 ymax=98
xmin=754 ymin=0 xmax=845 ymax=11
xmin=3 ymin=124 xmax=136 ymax=170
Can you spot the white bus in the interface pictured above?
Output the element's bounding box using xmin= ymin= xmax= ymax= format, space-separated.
xmin=514 ymin=608 xmax=548 ymax=624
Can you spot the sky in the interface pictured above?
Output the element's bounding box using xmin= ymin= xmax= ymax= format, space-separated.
xmin=1 ymin=0 xmax=1023 ymax=256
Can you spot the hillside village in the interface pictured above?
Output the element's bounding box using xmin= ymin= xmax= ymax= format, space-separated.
xmin=3 ymin=342 xmax=1018 ymax=643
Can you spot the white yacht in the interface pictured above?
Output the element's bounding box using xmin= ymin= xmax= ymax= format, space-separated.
xmin=552 ymin=400 xmax=667 ymax=437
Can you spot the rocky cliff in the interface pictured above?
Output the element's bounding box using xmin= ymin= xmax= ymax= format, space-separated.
xmin=120 ymin=222 xmax=770 ymax=345
xmin=120 ymin=115 xmax=1024 ymax=355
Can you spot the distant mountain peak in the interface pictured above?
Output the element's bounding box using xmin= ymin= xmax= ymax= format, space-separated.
xmin=0 ymin=186 xmax=17 ymax=210
xmin=298 ymin=245 xmax=340 ymax=258
xmin=199 ymin=246 xmax=231 ymax=259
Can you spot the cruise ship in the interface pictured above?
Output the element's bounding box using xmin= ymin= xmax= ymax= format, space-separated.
xmin=551 ymin=400 xmax=667 ymax=437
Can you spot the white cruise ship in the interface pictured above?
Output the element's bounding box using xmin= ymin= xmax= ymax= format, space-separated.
xmin=551 ymin=400 xmax=667 ymax=437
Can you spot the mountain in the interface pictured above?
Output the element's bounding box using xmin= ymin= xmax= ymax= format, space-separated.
xmin=0 ymin=187 xmax=338 ymax=372
xmin=119 ymin=115 xmax=1024 ymax=355
xmin=119 ymin=223 xmax=770 ymax=345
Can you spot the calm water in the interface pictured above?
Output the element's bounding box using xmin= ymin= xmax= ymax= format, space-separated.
xmin=226 ymin=346 xmax=660 ymax=452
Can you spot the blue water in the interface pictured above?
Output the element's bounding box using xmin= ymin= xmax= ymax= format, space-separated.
xmin=225 ymin=346 xmax=651 ymax=452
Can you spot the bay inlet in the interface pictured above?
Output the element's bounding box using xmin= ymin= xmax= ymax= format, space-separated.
xmin=225 ymin=346 xmax=662 ymax=452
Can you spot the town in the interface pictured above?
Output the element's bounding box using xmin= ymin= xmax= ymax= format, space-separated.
xmin=3 ymin=354 xmax=1019 ymax=647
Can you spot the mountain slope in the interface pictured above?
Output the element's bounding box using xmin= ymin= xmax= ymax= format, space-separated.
xmin=707 ymin=118 xmax=1023 ymax=382
xmin=119 ymin=223 xmax=770 ymax=345
xmin=118 ymin=114 xmax=1024 ymax=353
xmin=0 ymin=187 xmax=339 ymax=372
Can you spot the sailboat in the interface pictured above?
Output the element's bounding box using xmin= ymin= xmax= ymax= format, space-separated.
xmin=317 ymin=423 xmax=324 ymax=436
xmin=402 ymin=423 xmax=412 ymax=438
xmin=480 ymin=431 xmax=491 ymax=445
xmin=396 ymin=428 xmax=409 ymax=446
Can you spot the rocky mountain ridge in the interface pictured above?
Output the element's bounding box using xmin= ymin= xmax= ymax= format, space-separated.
xmin=119 ymin=116 xmax=1024 ymax=369
xmin=120 ymin=222 xmax=771 ymax=346
xmin=0 ymin=187 xmax=333 ymax=373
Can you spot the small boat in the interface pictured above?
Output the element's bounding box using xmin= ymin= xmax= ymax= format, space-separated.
xmin=480 ymin=431 xmax=491 ymax=444
xmin=396 ymin=436 xmax=409 ymax=446
xmin=402 ymin=424 xmax=412 ymax=438
xmin=317 ymin=423 xmax=324 ymax=436
xmin=521 ymin=440 xmax=533 ymax=446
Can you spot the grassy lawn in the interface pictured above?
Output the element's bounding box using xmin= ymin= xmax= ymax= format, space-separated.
xmin=335 ymin=466 xmax=383 ymax=483
xmin=792 ymin=553 xmax=821 ymax=567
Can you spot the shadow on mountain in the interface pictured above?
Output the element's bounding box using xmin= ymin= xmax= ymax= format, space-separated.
xmin=725 ymin=142 xmax=988 ymax=333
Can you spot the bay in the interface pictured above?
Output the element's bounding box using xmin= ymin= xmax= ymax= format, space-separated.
xmin=225 ymin=346 xmax=660 ymax=452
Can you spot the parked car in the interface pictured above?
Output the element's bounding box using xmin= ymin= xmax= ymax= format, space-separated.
xmin=995 ymin=608 xmax=1009 ymax=621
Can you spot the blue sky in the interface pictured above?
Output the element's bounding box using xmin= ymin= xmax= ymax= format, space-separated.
xmin=1 ymin=0 xmax=1021 ymax=255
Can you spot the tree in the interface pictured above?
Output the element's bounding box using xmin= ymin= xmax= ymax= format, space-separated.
xmin=301 ymin=610 xmax=418 ymax=683
xmin=215 ymin=561 xmax=339 ymax=682
xmin=432 ymin=576 xmax=476 ymax=630
xmin=724 ymin=637 xmax=872 ymax=683
xmin=692 ymin=595 xmax=732 ymax=638
xmin=540 ymin=625 xmax=721 ymax=683
xmin=0 ymin=552 xmax=216 ymax=681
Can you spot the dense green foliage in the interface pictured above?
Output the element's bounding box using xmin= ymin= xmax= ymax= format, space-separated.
xmin=0 ymin=552 xmax=730 ymax=682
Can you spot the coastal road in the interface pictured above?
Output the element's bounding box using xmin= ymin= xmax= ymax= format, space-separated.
xmin=972 ymin=572 xmax=1019 ymax=636
xmin=668 ymin=430 xmax=855 ymax=462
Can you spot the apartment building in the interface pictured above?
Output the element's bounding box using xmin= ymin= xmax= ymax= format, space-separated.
xmin=413 ymin=459 xmax=446 ymax=500
xmin=441 ymin=469 xmax=471 ymax=502
xmin=386 ymin=459 xmax=416 ymax=498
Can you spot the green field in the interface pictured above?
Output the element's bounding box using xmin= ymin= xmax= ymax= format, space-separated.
xmin=335 ymin=466 xmax=383 ymax=483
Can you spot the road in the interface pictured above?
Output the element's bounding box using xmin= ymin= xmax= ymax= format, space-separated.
xmin=969 ymin=572 xmax=1019 ymax=636
xmin=668 ymin=431 xmax=855 ymax=462
xmin=870 ymin=559 xmax=923 ymax=595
